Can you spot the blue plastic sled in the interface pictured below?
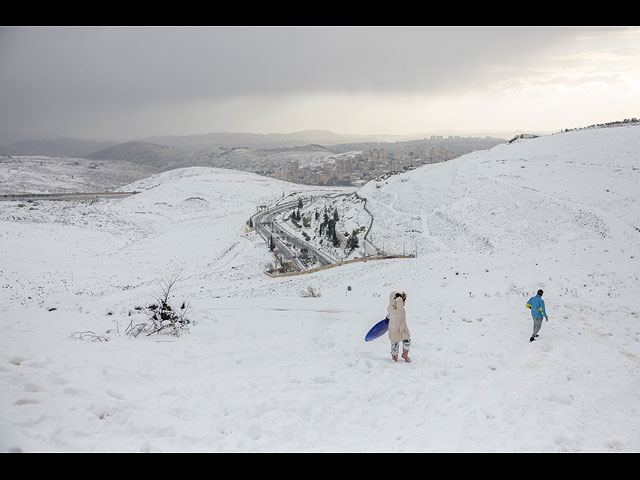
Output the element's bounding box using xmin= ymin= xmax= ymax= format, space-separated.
xmin=365 ymin=318 xmax=389 ymax=342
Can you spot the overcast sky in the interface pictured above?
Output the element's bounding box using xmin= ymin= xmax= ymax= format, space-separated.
xmin=1 ymin=26 xmax=639 ymax=142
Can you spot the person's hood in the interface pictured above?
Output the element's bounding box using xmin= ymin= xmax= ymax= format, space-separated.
xmin=389 ymin=290 xmax=400 ymax=304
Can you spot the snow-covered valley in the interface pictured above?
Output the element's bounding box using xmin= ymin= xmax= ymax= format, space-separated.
xmin=1 ymin=125 xmax=639 ymax=452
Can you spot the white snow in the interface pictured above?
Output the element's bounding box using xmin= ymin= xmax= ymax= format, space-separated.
xmin=1 ymin=125 xmax=640 ymax=452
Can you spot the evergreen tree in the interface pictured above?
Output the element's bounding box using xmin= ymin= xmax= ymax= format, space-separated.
xmin=327 ymin=219 xmax=336 ymax=239
xmin=269 ymin=235 xmax=275 ymax=251
xmin=320 ymin=211 xmax=329 ymax=236
xmin=346 ymin=230 xmax=359 ymax=252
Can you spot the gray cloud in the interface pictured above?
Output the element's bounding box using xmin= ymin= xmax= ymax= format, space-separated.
xmin=0 ymin=26 xmax=636 ymax=140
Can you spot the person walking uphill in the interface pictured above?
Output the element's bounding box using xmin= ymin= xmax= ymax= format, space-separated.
xmin=387 ymin=291 xmax=411 ymax=362
xmin=526 ymin=289 xmax=549 ymax=342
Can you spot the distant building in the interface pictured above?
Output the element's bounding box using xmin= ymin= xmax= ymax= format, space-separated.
xmin=270 ymin=143 xmax=464 ymax=186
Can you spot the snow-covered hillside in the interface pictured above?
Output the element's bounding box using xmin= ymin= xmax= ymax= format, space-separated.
xmin=1 ymin=126 xmax=639 ymax=452
xmin=0 ymin=155 xmax=157 ymax=195
xmin=360 ymin=125 xmax=640 ymax=300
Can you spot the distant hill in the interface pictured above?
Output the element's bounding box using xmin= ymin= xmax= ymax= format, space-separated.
xmin=0 ymin=130 xmax=511 ymax=160
xmin=0 ymin=138 xmax=118 ymax=158
xmin=86 ymin=141 xmax=185 ymax=168
xmin=255 ymin=144 xmax=334 ymax=154
xmin=144 ymin=130 xmax=418 ymax=151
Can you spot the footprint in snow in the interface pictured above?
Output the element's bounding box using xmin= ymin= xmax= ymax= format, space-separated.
xmin=14 ymin=398 xmax=40 ymax=406
xmin=312 ymin=376 xmax=335 ymax=384
xmin=63 ymin=387 xmax=87 ymax=396
xmin=106 ymin=390 xmax=126 ymax=400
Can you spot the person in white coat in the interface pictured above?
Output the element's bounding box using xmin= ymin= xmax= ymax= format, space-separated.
xmin=387 ymin=291 xmax=411 ymax=362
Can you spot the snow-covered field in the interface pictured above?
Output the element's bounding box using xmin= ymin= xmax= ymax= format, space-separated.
xmin=0 ymin=155 xmax=157 ymax=195
xmin=1 ymin=125 xmax=639 ymax=452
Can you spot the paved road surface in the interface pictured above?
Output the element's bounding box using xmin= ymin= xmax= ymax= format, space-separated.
xmin=252 ymin=196 xmax=333 ymax=272
xmin=0 ymin=192 xmax=138 ymax=201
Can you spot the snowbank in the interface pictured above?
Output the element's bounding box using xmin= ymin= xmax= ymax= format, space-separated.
xmin=1 ymin=126 xmax=639 ymax=452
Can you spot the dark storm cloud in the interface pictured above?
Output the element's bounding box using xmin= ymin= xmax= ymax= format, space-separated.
xmin=0 ymin=27 xmax=581 ymax=98
xmin=0 ymin=26 xmax=629 ymax=139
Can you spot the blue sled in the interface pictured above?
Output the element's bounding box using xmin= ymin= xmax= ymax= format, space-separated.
xmin=365 ymin=318 xmax=389 ymax=342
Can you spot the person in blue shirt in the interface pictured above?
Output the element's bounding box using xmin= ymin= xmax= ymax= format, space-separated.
xmin=526 ymin=289 xmax=549 ymax=342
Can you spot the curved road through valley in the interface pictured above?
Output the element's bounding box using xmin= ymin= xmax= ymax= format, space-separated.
xmin=251 ymin=196 xmax=334 ymax=272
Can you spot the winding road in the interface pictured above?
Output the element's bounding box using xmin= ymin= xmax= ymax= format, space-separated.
xmin=251 ymin=196 xmax=334 ymax=272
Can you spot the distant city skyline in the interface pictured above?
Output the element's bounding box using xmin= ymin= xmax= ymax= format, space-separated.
xmin=1 ymin=26 xmax=639 ymax=143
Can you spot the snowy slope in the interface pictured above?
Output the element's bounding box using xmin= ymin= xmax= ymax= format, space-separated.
xmin=0 ymin=155 xmax=157 ymax=195
xmin=360 ymin=125 xmax=640 ymax=299
xmin=1 ymin=126 xmax=639 ymax=452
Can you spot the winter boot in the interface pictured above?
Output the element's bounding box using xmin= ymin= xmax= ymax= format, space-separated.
xmin=391 ymin=354 xmax=398 ymax=362
xmin=402 ymin=350 xmax=412 ymax=363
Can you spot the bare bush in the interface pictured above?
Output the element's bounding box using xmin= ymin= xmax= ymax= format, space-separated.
xmin=69 ymin=330 xmax=109 ymax=342
xmin=126 ymin=274 xmax=192 ymax=338
xmin=301 ymin=286 xmax=321 ymax=297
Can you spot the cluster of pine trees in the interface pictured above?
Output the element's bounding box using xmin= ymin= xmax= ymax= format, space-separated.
xmin=285 ymin=198 xmax=361 ymax=255
xmin=319 ymin=208 xmax=340 ymax=247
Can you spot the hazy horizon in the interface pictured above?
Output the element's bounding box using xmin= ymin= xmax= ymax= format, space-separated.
xmin=2 ymin=26 xmax=639 ymax=143
xmin=0 ymin=126 xmax=547 ymax=146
